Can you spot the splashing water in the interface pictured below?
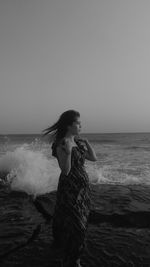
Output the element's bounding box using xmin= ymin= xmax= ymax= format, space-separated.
xmin=91 ymin=164 xmax=150 ymax=185
xmin=0 ymin=146 xmax=60 ymax=197
xmin=0 ymin=139 xmax=100 ymax=197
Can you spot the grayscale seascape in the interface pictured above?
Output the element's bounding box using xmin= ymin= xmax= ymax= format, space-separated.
xmin=1 ymin=133 xmax=150 ymax=266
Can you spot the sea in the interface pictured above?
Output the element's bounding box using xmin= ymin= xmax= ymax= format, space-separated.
xmin=1 ymin=132 xmax=150 ymax=266
xmin=0 ymin=132 xmax=150 ymax=197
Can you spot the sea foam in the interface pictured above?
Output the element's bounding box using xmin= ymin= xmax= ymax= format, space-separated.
xmin=0 ymin=146 xmax=60 ymax=197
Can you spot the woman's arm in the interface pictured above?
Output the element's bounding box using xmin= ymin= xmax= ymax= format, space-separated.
xmin=79 ymin=138 xmax=97 ymax=162
xmin=56 ymin=140 xmax=72 ymax=175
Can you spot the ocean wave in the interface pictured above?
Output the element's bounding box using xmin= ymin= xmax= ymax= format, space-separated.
xmin=0 ymin=146 xmax=60 ymax=197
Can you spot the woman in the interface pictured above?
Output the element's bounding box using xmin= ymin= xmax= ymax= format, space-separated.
xmin=43 ymin=110 xmax=97 ymax=267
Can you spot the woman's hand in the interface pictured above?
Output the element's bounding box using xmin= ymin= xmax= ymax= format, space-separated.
xmin=78 ymin=138 xmax=97 ymax=162
xmin=77 ymin=138 xmax=89 ymax=146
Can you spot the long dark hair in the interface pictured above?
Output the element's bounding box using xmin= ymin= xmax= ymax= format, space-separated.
xmin=43 ymin=109 xmax=80 ymax=143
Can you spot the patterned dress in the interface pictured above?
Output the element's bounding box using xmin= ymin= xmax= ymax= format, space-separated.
xmin=52 ymin=139 xmax=91 ymax=267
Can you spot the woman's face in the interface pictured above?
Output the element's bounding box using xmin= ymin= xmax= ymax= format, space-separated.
xmin=68 ymin=117 xmax=82 ymax=135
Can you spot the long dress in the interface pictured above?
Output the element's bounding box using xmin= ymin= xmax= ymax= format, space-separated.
xmin=51 ymin=139 xmax=91 ymax=267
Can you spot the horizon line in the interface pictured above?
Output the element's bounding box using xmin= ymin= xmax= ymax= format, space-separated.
xmin=1 ymin=131 xmax=150 ymax=135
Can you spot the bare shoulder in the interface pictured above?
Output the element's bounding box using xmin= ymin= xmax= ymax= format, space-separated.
xmin=56 ymin=138 xmax=66 ymax=154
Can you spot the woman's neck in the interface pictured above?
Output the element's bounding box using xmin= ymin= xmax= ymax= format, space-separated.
xmin=65 ymin=133 xmax=75 ymax=142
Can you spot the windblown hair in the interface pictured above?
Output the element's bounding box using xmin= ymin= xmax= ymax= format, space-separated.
xmin=43 ymin=110 xmax=80 ymax=143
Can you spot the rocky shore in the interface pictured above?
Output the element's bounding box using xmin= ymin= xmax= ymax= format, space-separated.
xmin=1 ymin=184 xmax=150 ymax=267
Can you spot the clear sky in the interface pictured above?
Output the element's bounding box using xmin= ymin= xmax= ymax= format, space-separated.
xmin=1 ymin=0 xmax=150 ymax=134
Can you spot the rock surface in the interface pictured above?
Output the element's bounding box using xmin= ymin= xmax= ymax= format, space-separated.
xmin=1 ymin=184 xmax=150 ymax=266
